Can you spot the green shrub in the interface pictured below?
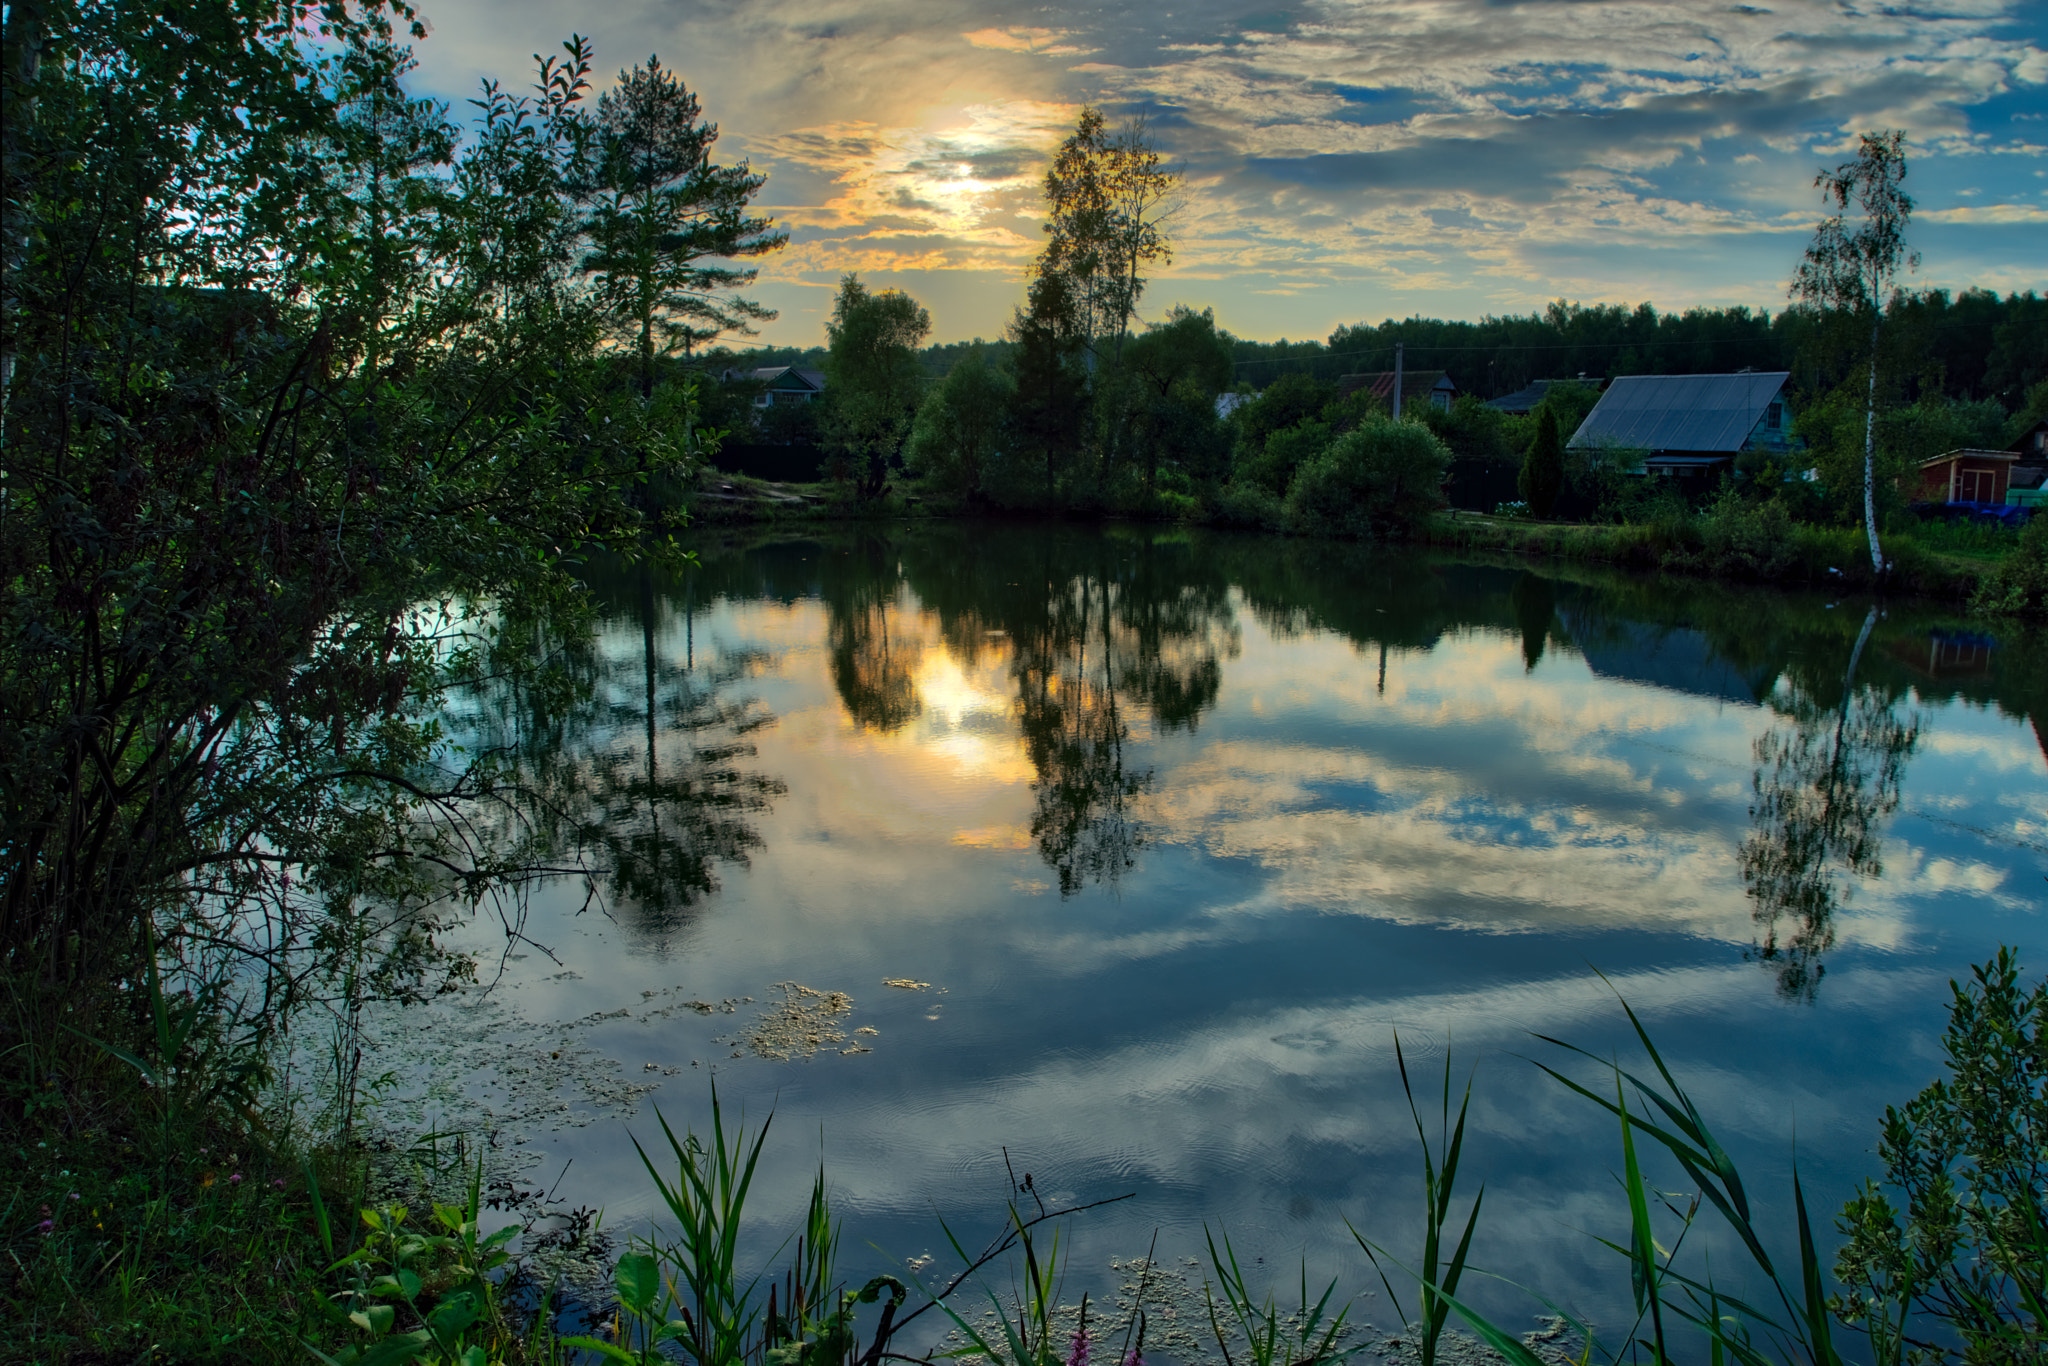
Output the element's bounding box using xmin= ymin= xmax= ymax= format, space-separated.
xmin=1832 ymin=949 xmax=2047 ymax=1364
xmin=1971 ymin=515 xmax=2048 ymax=617
xmin=1210 ymin=481 xmax=1287 ymax=530
xmin=1284 ymin=417 xmax=1451 ymax=540
xmin=1239 ymin=419 xmax=1331 ymax=495
xmin=1699 ymin=490 xmax=1799 ymax=579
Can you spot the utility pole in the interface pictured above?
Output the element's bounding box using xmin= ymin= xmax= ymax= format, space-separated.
xmin=1392 ymin=342 xmax=1404 ymax=420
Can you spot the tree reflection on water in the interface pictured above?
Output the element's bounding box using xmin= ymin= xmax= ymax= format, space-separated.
xmin=819 ymin=528 xmax=1239 ymax=894
xmin=487 ymin=561 xmax=787 ymax=943
xmin=1741 ymin=608 xmax=1919 ymax=1001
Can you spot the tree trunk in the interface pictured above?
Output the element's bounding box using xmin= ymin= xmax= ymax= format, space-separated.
xmin=1861 ymin=315 xmax=1883 ymax=575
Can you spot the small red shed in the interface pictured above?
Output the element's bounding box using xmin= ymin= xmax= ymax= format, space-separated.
xmin=1916 ymin=448 xmax=2017 ymax=504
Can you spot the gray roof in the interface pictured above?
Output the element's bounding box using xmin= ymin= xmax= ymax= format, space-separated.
xmin=1485 ymin=378 xmax=1592 ymax=414
xmin=1568 ymin=371 xmax=1788 ymax=453
xmin=747 ymin=366 xmax=826 ymax=390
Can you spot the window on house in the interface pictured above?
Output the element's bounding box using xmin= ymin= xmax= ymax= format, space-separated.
xmin=1767 ymin=402 xmax=1783 ymax=428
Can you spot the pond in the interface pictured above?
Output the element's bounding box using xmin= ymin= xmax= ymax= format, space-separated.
xmin=363 ymin=522 xmax=2046 ymax=1357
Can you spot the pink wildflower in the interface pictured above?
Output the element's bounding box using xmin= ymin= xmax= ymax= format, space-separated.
xmin=1067 ymin=1324 xmax=1090 ymax=1366
xmin=229 ymin=1173 xmax=243 ymax=1185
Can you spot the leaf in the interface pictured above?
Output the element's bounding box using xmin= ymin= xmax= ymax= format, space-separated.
xmin=350 ymin=1304 xmax=397 ymax=1336
xmin=560 ymin=1337 xmax=644 ymax=1365
xmin=616 ymin=1250 xmax=661 ymax=1313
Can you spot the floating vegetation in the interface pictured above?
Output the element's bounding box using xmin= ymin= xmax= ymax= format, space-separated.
xmin=884 ymin=978 xmax=932 ymax=990
xmin=718 ymin=982 xmax=859 ymax=1061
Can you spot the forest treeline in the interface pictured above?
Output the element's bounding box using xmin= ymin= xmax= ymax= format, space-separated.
xmin=708 ymin=286 xmax=2047 ymax=411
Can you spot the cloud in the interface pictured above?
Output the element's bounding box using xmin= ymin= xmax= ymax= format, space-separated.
xmin=962 ymin=27 xmax=1095 ymax=56
xmin=401 ymin=0 xmax=2048 ymax=343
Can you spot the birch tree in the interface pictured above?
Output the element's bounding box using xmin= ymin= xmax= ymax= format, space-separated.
xmin=1036 ymin=108 xmax=1179 ymax=364
xmin=1792 ymin=130 xmax=1917 ymax=575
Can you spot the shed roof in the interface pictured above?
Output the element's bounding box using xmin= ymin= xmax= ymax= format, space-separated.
xmin=1568 ymin=371 xmax=1788 ymax=453
xmin=1920 ymin=448 xmax=2018 ymax=468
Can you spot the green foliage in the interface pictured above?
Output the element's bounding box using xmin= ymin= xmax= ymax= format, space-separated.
xmin=1790 ymin=129 xmax=1919 ymax=573
xmin=313 ymin=1168 xmax=532 ymax=1366
xmin=1203 ymin=1228 xmax=1358 ymax=1366
xmin=0 ymin=3 xmax=705 ymax=1027
xmin=993 ymin=273 xmax=1088 ymax=508
xmin=1416 ymin=393 xmax=1514 ymax=468
xmin=1351 ymin=1037 xmax=1483 ymax=1366
xmin=1240 ymin=420 xmax=1331 ymax=496
xmin=822 ymin=274 xmax=932 ymax=498
xmin=1229 ymin=372 xmax=1338 ymax=461
xmin=1208 ymin=480 xmax=1287 ymax=530
xmin=1518 ymin=409 xmax=1565 ymax=517
xmin=574 ymin=55 xmax=785 ymax=393
xmin=1284 ymin=418 xmax=1451 ymax=540
xmin=1698 ymin=490 xmax=1801 ymax=580
xmin=906 ymin=347 xmax=1015 ymax=496
xmin=1971 ymin=513 xmax=2048 ymax=617
xmin=1832 ymin=951 xmax=2048 ymax=1364
xmin=1034 ymin=108 xmax=1179 ymax=358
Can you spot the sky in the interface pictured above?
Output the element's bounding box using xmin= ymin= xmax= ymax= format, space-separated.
xmin=402 ymin=0 xmax=2048 ymax=348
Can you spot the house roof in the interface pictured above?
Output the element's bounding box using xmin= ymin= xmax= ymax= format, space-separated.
xmin=1568 ymin=371 xmax=1789 ymax=453
xmin=1920 ymin=448 xmax=2019 ymax=468
xmin=747 ymin=366 xmax=826 ymax=390
xmin=1338 ymin=370 xmax=1458 ymax=403
xmin=1484 ymin=378 xmax=1597 ymax=414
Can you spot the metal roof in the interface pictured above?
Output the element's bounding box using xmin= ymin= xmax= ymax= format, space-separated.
xmin=1568 ymin=371 xmax=1788 ymax=453
xmin=1483 ymin=378 xmax=1596 ymax=414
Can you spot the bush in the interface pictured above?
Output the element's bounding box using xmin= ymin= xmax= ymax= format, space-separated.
xmin=1210 ymin=480 xmax=1287 ymax=530
xmin=1284 ymin=416 xmax=1451 ymax=540
xmin=1972 ymin=513 xmax=2048 ymax=616
xmin=1239 ymin=419 xmax=1330 ymax=495
xmin=1699 ymin=489 xmax=1799 ymax=579
xmin=1833 ymin=949 xmax=2047 ymax=1363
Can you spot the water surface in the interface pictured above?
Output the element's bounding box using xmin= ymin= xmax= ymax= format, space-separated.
xmin=381 ymin=523 xmax=2046 ymax=1352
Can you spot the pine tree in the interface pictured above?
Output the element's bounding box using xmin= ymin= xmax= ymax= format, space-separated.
xmin=577 ymin=57 xmax=786 ymax=396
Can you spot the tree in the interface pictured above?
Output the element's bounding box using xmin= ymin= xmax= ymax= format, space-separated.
xmin=905 ymin=346 xmax=1014 ymax=497
xmin=822 ymin=273 xmax=930 ymax=498
xmin=1833 ymin=950 xmax=2047 ymax=1363
xmin=0 ymin=6 xmax=689 ymax=1026
xmin=1792 ymin=130 xmax=1918 ymax=575
xmin=1036 ymin=108 xmax=1180 ymax=364
xmin=1519 ymin=406 xmax=1564 ymax=517
xmin=1109 ymin=305 xmax=1234 ymax=493
xmin=577 ymin=55 xmax=785 ymax=396
xmin=1741 ymin=608 xmax=1917 ymax=1000
xmin=997 ymin=270 xmax=1087 ymax=506
xmin=1284 ymin=416 xmax=1451 ymax=540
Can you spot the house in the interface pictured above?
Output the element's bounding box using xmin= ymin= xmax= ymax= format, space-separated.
xmin=2010 ymin=416 xmax=2048 ymax=460
xmin=725 ymin=365 xmax=827 ymax=408
xmin=1568 ymin=371 xmax=1794 ymax=484
xmin=1915 ymin=449 xmax=2017 ymax=505
xmin=1483 ymin=376 xmax=1602 ymax=415
xmin=1339 ymin=369 xmax=1460 ymax=413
